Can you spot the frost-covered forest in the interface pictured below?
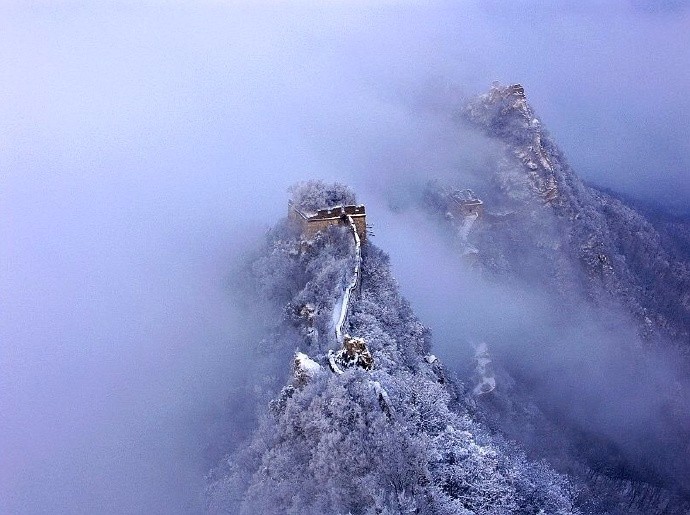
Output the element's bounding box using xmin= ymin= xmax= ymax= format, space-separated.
xmin=206 ymin=86 xmax=690 ymax=513
xmin=207 ymin=182 xmax=577 ymax=514
xmin=415 ymin=85 xmax=690 ymax=513
xmin=4 ymin=4 xmax=690 ymax=514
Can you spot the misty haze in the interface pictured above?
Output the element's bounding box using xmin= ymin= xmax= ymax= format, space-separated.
xmin=2 ymin=2 xmax=690 ymax=514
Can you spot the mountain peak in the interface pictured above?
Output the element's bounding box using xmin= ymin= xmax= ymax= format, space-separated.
xmin=464 ymin=81 xmax=541 ymax=142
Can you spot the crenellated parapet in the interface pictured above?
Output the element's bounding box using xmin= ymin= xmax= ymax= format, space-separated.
xmin=289 ymin=201 xmax=367 ymax=241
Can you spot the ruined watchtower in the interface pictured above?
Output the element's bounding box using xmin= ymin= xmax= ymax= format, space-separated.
xmin=289 ymin=201 xmax=367 ymax=241
xmin=448 ymin=189 xmax=483 ymax=218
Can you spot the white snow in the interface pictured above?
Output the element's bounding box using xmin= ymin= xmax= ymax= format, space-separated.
xmin=372 ymin=381 xmax=394 ymax=416
xmin=457 ymin=212 xmax=478 ymax=241
xmin=295 ymin=352 xmax=321 ymax=376
xmin=334 ymin=215 xmax=361 ymax=344
xmin=456 ymin=211 xmax=479 ymax=255
xmin=472 ymin=342 xmax=496 ymax=396
xmin=331 ymin=297 xmax=344 ymax=336
xmin=327 ymin=350 xmax=344 ymax=375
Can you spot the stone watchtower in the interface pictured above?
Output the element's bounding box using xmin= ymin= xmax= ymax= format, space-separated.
xmin=289 ymin=201 xmax=367 ymax=241
xmin=448 ymin=189 xmax=483 ymax=217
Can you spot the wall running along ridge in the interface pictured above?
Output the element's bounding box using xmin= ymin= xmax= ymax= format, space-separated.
xmin=335 ymin=215 xmax=361 ymax=343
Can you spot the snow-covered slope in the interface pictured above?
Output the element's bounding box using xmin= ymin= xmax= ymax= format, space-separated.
xmin=206 ymin=182 xmax=577 ymax=515
xmin=461 ymin=82 xmax=690 ymax=346
xmin=419 ymin=84 xmax=690 ymax=514
xmin=205 ymin=87 xmax=690 ymax=514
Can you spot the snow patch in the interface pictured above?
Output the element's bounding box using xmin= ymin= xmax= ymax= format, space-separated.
xmin=334 ymin=215 xmax=362 ymax=343
xmin=472 ymin=342 xmax=496 ymax=396
xmin=294 ymin=352 xmax=322 ymax=385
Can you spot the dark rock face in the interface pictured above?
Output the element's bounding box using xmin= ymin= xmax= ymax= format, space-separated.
xmin=329 ymin=335 xmax=374 ymax=372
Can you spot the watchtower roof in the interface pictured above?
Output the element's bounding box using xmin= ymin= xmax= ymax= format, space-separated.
xmin=449 ymin=189 xmax=483 ymax=206
xmin=288 ymin=200 xmax=367 ymax=241
xmin=289 ymin=201 xmax=365 ymax=221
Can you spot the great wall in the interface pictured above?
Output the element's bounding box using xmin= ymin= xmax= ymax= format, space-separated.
xmin=285 ymin=200 xmax=371 ymax=380
xmin=288 ymin=201 xmax=367 ymax=242
xmin=289 ymin=192 xmax=483 ymax=380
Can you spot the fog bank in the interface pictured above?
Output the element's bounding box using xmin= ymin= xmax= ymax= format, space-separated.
xmin=2 ymin=2 xmax=689 ymax=512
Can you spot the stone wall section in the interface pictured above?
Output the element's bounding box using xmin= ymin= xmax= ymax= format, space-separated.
xmin=289 ymin=202 xmax=367 ymax=241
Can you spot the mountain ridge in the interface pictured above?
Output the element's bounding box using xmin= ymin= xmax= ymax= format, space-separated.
xmin=206 ymin=181 xmax=577 ymax=514
xmin=206 ymin=84 xmax=690 ymax=514
xmin=460 ymin=82 xmax=690 ymax=345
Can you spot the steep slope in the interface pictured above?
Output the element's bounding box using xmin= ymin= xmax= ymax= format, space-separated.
xmin=206 ymin=182 xmax=577 ymax=515
xmin=461 ymin=82 xmax=690 ymax=346
xmin=419 ymin=84 xmax=690 ymax=513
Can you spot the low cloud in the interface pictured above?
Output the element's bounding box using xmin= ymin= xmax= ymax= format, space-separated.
xmin=1 ymin=1 xmax=688 ymax=512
